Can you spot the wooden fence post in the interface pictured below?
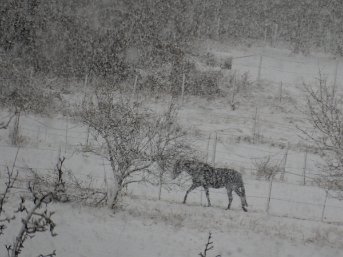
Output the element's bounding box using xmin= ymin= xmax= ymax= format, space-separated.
xmin=132 ymin=74 xmax=138 ymax=102
xmin=11 ymin=146 xmax=20 ymax=174
xmin=280 ymin=143 xmax=289 ymax=181
xmin=85 ymin=126 xmax=90 ymax=146
xmin=84 ymin=73 xmax=88 ymax=89
xmin=321 ymin=190 xmax=329 ymax=222
xmin=279 ymin=81 xmax=283 ymax=102
xmin=272 ymin=23 xmax=278 ymax=47
xmin=333 ymin=59 xmax=339 ymax=93
xmin=252 ymin=107 xmax=259 ymax=144
xmin=36 ymin=126 xmax=40 ymax=143
xmin=303 ymin=149 xmax=308 ymax=185
xmin=65 ymin=118 xmax=68 ymax=154
xmin=257 ymin=55 xmax=263 ymax=83
xmin=200 ymin=189 xmax=203 ymax=206
xmin=44 ymin=127 xmax=47 ymax=142
xmin=266 ymin=174 xmax=274 ymax=214
xmin=212 ymin=132 xmax=218 ymax=168
xmin=205 ymin=134 xmax=211 ymax=164
xmin=181 ymin=73 xmax=186 ymax=105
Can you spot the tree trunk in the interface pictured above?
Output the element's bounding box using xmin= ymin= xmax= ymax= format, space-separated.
xmin=109 ymin=177 xmax=123 ymax=209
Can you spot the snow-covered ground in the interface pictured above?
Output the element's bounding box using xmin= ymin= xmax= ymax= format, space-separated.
xmin=1 ymin=45 xmax=343 ymax=256
xmin=1 ymin=196 xmax=342 ymax=257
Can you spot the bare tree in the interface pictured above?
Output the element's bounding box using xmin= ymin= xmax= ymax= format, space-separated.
xmin=300 ymin=74 xmax=343 ymax=198
xmin=76 ymin=91 xmax=186 ymax=208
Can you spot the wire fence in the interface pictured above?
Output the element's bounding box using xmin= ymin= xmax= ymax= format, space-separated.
xmin=0 ymin=52 xmax=343 ymax=223
xmin=0 ymin=131 xmax=342 ymax=224
xmin=231 ymin=53 xmax=343 ymax=86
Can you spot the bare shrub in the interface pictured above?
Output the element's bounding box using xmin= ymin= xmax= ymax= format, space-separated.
xmin=29 ymin=157 xmax=107 ymax=207
xmin=199 ymin=232 xmax=221 ymax=257
xmin=0 ymin=166 xmax=57 ymax=257
xmin=6 ymin=185 xmax=56 ymax=257
xmin=0 ymin=167 xmax=17 ymax=236
xmin=186 ymin=69 xmax=223 ymax=97
xmin=254 ymin=157 xmax=282 ymax=180
xmin=0 ymin=57 xmax=56 ymax=145
xmin=223 ymin=71 xmax=253 ymax=110
xmin=221 ymin=57 xmax=232 ymax=70
xmin=204 ymin=53 xmax=218 ymax=67
xmin=300 ymin=74 xmax=343 ymax=198
xmin=76 ymin=90 xmax=187 ymax=209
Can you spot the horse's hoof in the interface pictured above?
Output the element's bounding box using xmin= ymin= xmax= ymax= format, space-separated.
xmin=242 ymin=207 xmax=248 ymax=212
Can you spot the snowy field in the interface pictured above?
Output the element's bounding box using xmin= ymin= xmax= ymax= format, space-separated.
xmin=1 ymin=45 xmax=343 ymax=256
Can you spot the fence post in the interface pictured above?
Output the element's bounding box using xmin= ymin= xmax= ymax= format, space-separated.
xmin=181 ymin=73 xmax=186 ymax=105
xmin=212 ymin=132 xmax=218 ymax=168
xmin=257 ymin=55 xmax=263 ymax=83
xmin=266 ymin=174 xmax=274 ymax=214
xmin=280 ymin=142 xmax=289 ymax=181
xmin=321 ymin=190 xmax=328 ymax=222
xmin=85 ymin=126 xmax=90 ymax=146
xmin=205 ymin=134 xmax=211 ymax=164
xmin=132 ymin=74 xmax=138 ymax=102
xmin=36 ymin=126 xmax=40 ymax=143
xmin=303 ymin=148 xmax=308 ymax=185
xmin=44 ymin=127 xmax=47 ymax=142
xmin=65 ymin=118 xmax=68 ymax=154
xmin=263 ymin=27 xmax=267 ymax=45
xmin=333 ymin=59 xmax=339 ymax=93
xmin=279 ymin=81 xmax=283 ymax=102
xmin=11 ymin=146 xmax=20 ymax=174
xmin=252 ymin=107 xmax=259 ymax=144
xmin=57 ymin=144 xmax=61 ymax=161
xmin=84 ymin=73 xmax=88 ymax=90
xmin=200 ymin=189 xmax=203 ymax=206
xmin=273 ymin=23 xmax=279 ymax=47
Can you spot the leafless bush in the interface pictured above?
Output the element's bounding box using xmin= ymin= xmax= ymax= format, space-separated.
xmin=223 ymin=71 xmax=252 ymax=110
xmin=199 ymin=232 xmax=221 ymax=257
xmin=254 ymin=157 xmax=282 ymax=180
xmin=76 ymin=91 xmax=187 ymax=209
xmin=204 ymin=53 xmax=218 ymax=67
xmin=300 ymin=74 xmax=343 ymax=198
xmin=221 ymin=57 xmax=232 ymax=70
xmin=186 ymin=69 xmax=223 ymax=97
xmin=0 ymin=167 xmax=18 ymax=236
xmin=64 ymin=171 xmax=108 ymax=207
xmin=29 ymin=157 xmax=107 ymax=207
xmin=5 ymin=185 xmax=56 ymax=257
xmin=0 ymin=57 xmax=56 ymax=145
xmin=0 ymin=165 xmax=57 ymax=257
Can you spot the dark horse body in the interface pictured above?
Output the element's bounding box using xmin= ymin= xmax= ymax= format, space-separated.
xmin=173 ymin=160 xmax=248 ymax=212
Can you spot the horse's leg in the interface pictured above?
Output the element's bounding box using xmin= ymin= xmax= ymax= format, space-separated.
xmin=234 ymin=187 xmax=248 ymax=212
xmin=226 ymin=184 xmax=233 ymax=210
xmin=203 ymin=185 xmax=211 ymax=207
xmin=183 ymin=183 xmax=198 ymax=204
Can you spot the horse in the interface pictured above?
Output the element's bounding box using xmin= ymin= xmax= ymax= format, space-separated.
xmin=172 ymin=160 xmax=248 ymax=212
